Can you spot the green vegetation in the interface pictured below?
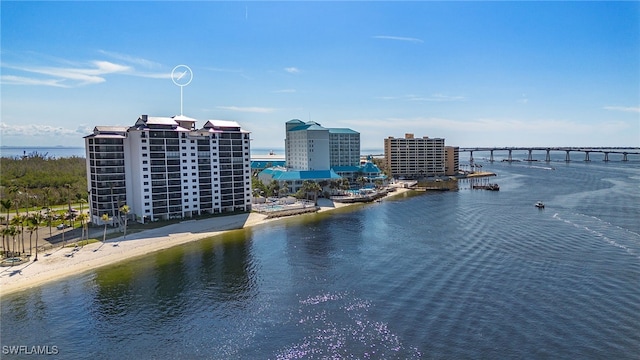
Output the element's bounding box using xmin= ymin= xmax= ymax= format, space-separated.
xmin=0 ymin=153 xmax=87 ymax=207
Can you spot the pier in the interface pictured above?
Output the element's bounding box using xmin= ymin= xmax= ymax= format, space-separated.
xmin=460 ymin=147 xmax=640 ymax=162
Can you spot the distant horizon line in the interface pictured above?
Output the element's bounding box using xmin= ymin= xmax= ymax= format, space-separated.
xmin=2 ymin=145 xmax=638 ymax=149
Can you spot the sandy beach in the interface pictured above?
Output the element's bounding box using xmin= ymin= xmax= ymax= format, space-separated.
xmin=0 ymin=189 xmax=409 ymax=297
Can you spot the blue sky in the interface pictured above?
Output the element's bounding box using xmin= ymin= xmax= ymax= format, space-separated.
xmin=1 ymin=1 xmax=638 ymax=150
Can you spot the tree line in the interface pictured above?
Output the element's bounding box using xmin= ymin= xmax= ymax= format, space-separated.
xmin=0 ymin=153 xmax=87 ymax=209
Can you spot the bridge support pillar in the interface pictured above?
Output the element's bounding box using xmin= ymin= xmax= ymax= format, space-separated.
xmin=469 ymin=150 xmax=474 ymax=164
xmin=527 ymin=149 xmax=533 ymax=161
xmin=623 ymin=152 xmax=628 ymax=161
xmin=545 ymin=149 xmax=551 ymax=162
xmin=584 ymin=151 xmax=590 ymax=162
xmin=604 ymin=152 xmax=609 ymax=162
xmin=508 ymin=149 xmax=513 ymax=162
xmin=565 ymin=150 xmax=571 ymax=162
xmin=490 ymin=150 xmax=494 ymax=162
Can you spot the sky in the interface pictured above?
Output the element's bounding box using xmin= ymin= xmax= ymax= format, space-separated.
xmin=1 ymin=1 xmax=639 ymax=150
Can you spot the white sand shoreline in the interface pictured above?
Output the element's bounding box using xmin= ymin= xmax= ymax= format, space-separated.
xmin=0 ymin=188 xmax=410 ymax=297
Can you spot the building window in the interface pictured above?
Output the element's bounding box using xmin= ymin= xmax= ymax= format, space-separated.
xmin=142 ymin=146 xmax=147 ymax=150
xmin=144 ymin=189 xmax=149 ymax=192
xmin=145 ymin=202 xmax=150 ymax=206
xmin=143 ymin=175 xmax=149 ymax=179
xmin=143 ymin=167 xmax=148 ymax=171
xmin=144 ymin=195 xmax=149 ymax=199
xmin=144 ymin=182 xmax=149 ymax=185
xmin=143 ymin=160 xmax=148 ymax=164
xmin=142 ymin=139 xmax=146 ymax=143
xmin=142 ymin=154 xmax=148 ymax=157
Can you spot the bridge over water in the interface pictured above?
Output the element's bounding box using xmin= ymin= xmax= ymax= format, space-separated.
xmin=459 ymin=147 xmax=640 ymax=162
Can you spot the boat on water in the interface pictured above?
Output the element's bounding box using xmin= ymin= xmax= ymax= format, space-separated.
xmin=472 ymin=183 xmax=500 ymax=191
xmin=535 ymin=201 xmax=545 ymax=208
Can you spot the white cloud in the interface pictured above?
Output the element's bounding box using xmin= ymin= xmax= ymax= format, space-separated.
xmin=0 ymin=75 xmax=68 ymax=87
xmin=372 ymin=35 xmax=424 ymax=43
xmin=603 ymin=106 xmax=640 ymax=113
xmin=216 ymin=106 xmax=276 ymax=113
xmin=0 ymin=122 xmax=92 ymax=137
xmin=284 ymin=67 xmax=300 ymax=74
xmin=2 ymin=60 xmax=132 ymax=87
xmin=97 ymin=50 xmax=162 ymax=69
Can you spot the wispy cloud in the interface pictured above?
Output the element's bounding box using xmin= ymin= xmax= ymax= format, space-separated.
xmin=0 ymin=122 xmax=93 ymax=137
xmin=377 ymin=94 xmax=465 ymax=102
xmin=98 ymin=50 xmax=161 ymax=69
xmin=216 ymin=106 xmax=276 ymax=113
xmin=0 ymin=75 xmax=67 ymax=87
xmin=603 ymin=106 xmax=640 ymax=113
xmin=372 ymin=35 xmax=424 ymax=43
xmin=284 ymin=67 xmax=300 ymax=74
xmin=2 ymin=60 xmax=132 ymax=87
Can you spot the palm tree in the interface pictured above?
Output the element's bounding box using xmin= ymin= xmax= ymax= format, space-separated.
xmin=29 ymin=213 xmax=43 ymax=261
xmin=1 ymin=199 xmax=13 ymax=256
xmin=10 ymin=215 xmax=25 ymax=254
xmin=0 ymin=216 xmax=4 ymax=256
xmin=3 ymin=226 xmax=13 ymax=256
xmin=27 ymin=224 xmax=36 ymax=257
xmin=75 ymin=213 xmax=88 ymax=245
xmin=79 ymin=198 xmax=87 ymax=215
xmin=8 ymin=226 xmax=20 ymax=256
xmin=119 ymin=205 xmax=130 ymax=240
xmin=45 ymin=210 xmax=54 ymax=238
xmin=101 ymin=213 xmax=110 ymax=244
xmin=301 ymin=180 xmax=322 ymax=205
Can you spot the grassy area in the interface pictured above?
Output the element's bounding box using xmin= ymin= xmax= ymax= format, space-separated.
xmin=64 ymin=239 xmax=100 ymax=248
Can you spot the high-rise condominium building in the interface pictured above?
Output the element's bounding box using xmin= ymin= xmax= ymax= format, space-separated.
xmin=384 ymin=133 xmax=446 ymax=179
xmin=85 ymin=115 xmax=252 ymax=225
xmin=445 ymin=146 xmax=460 ymax=176
xmin=285 ymin=119 xmax=360 ymax=171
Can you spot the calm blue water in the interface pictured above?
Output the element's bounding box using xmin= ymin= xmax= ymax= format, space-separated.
xmin=0 ymin=146 xmax=86 ymax=159
xmin=2 ymin=153 xmax=639 ymax=359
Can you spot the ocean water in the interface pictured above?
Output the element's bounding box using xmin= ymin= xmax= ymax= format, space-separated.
xmin=1 ymin=152 xmax=639 ymax=359
xmin=0 ymin=146 xmax=86 ymax=159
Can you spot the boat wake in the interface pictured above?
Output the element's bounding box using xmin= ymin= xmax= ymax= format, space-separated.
xmin=553 ymin=212 xmax=640 ymax=260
